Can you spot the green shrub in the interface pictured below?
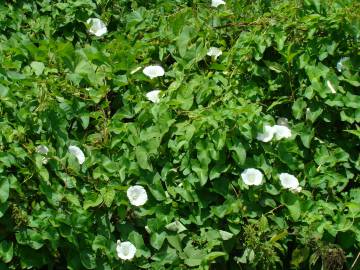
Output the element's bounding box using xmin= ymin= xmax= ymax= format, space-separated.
xmin=0 ymin=0 xmax=359 ymax=269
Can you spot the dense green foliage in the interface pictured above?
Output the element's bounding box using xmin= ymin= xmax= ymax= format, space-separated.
xmin=0 ymin=0 xmax=360 ymax=269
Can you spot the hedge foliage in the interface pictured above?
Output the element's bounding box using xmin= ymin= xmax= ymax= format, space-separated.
xmin=0 ymin=0 xmax=360 ymax=269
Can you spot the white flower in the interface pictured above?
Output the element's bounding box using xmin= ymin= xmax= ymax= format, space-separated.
xmin=68 ymin=145 xmax=85 ymax=165
xmin=146 ymin=90 xmax=161 ymax=103
xmin=241 ymin=168 xmax=263 ymax=186
xmin=326 ymin=80 xmax=336 ymax=94
xmin=143 ymin=65 xmax=165 ymax=79
xmin=279 ymin=173 xmax=299 ymax=191
xmin=273 ymin=125 xmax=292 ymax=140
xmin=127 ymin=185 xmax=148 ymax=206
xmin=86 ymin=18 xmax=107 ymax=37
xmin=211 ymin=0 xmax=225 ymax=7
xmin=336 ymin=57 xmax=349 ymax=72
xmin=207 ymin=47 xmax=222 ymax=59
xmin=36 ymin=145 xmax=49 ymax=155
xmin=116 ymin=240 xmax=136 ymax=260
xmin=292 ymin=186 xmax=302 ymax=193
xmin=256 ymin=125 xmax=275 ymax=142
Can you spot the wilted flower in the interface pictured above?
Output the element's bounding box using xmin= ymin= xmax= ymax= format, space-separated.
xmin=143 ymin=65 xmax=165 ymax=79
xmin=36 ymin=145 xmax=49 ymax=155
xmin=146 ymin=90 xmax=161 ymax=103
xmin=116 ymin=240 xmax=136 ymax=260
xmin=279 ymin=173 xmax=300 ymax=191
xmin=241 ymin=168 xmax=264 ymax=186
xmin=256 ymin=125 xmax=275 ymax=142
xmin=211 ymin=0 xmax=225 ymax=7
xmin=207 ymin=47 xmax=222 ymax=59
xmin=326 ymin=80 xmax=336 ymax=94
xmin=277 ymin=117 xmax=289 ymax=127
xmin=127 ymin=185 xmax=148 ymax=206
xmin=68 ymin=145 xmax=85 ymax=165
xmin=336 ymin=57 xmax=349 ymax=72
xmin=86 ymin=18 xmax=107 ymax=37
xmin=273 ymin=125 xmax=292 ymax=140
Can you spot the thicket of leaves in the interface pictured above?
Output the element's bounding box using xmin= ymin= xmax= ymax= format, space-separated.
xmin=0 ymin=0 xmax=359 ymax=269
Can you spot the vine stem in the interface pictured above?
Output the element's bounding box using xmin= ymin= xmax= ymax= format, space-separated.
xmin=350 ymin=251 xmax=360 ymax=270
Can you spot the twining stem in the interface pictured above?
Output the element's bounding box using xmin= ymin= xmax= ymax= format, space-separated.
xmin=350 ymin=252 xmax=360 ymax=270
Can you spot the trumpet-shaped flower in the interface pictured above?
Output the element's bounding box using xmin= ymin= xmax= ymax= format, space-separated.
xmin=279 ymin=173 xmax=299 ymax=191
xmin=273 ymin=125 xmax=292 ymax=140
xmin=86 ymin=18 xmax=107 ymax=37
xmin=143 ymin=65 xmax=165 ymax=79
xmin=326 ymin=80 xmax=336 ymax=94
xmin=211 ymin=0 xmax=225 ymax=7
xmin=336 ymin=57 xmax=349 ymax=72
xmin=207 ymin=47 xmax=222 ymax=59
xmin=146 ymin=90 xmax=161 ymax=103
xmin=116 ymin=240 xmax=136 ymax=260
xmin=256 ymin=125 xmax=275 ymax=142
xmin=36 ymin=145 xmax=49 ymax=155
xmin=68 ymin=145 xmax=85 ymax=165
xmin=127 ymin=185 xmax=148 ymax=206
xmin=241 ymin=168 xmax=263 ymax=186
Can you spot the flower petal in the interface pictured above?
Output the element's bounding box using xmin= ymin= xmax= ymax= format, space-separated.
xmin=279 ymin=173 xmax=299 ymax=190
xmin=146 ymin=90 xmax=161 ymax=103
xmin=207 ymin=47 xmax=222 ymax=59
xmin=87 ymin=18 xmax=107 ymax=37
xmin=257 ymin=125 xmax=274 ymax=142
xmin=143 ymin=65 xmax=165 ymax=79
xmin=116 ymin=241 xmax=137 ymax=260
xmin=127 ymin=185 xmax=148 ymax=206
xmin=68 ymin=145 xmax=85 ymax=165
xmin=241 ymin=168 xmax=263 ymax=186
xmin=211 ymin=0 xmax=225 ymax=7
xmin=36 ymin=145 xmax=49 ymax=155
xmin=273 ymin=125 xmax=292 ymax=140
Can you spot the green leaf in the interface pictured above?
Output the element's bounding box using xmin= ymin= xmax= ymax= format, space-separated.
xmin=128 ymin=231 xmax=151 ymax=258
xmin=16 ymin=229 xmax=44 ymax=250
xmin=80 ymin=249 xmax=97 ymax=269
xmin=228 ymin=141 xmax=246 ymax=165
xmin=0 ymin=178 xmax=9 ymax=203
xmin=0 ymin=202 xmax=8 ymax=218
xmin=30 ymin=61 xmax=45 ymax=76
xmin=0 ymin=84 xmax=9 ymax=97
xmin=83 ymin=192 xmax=103 ymax=210
xmin=292 ymin=98 xmax=307 ymax=119
xmin=281 ymin=192 xmax=301 ymax=221
xmin=166 ymin=235 xmax=182 ymax=251
xmin=204 ymin=251 xmax=226 ymax=262
xmin=135 ymin=146 xmax=152 ymax=170
xmin=101 ymin=188 xmax=115 ymax=208
xmin=92 ymin=235 xmax=108 ymax=252
xmin=0 ymin=241 xmax=13 ymax=263
xmin=150 ymin=232 xmax=166 ymax=250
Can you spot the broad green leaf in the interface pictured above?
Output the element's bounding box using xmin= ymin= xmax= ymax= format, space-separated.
xmin=281 ymin=192 xmax=301 ymax=220
xmin=30 ymin=61 xmax=45 ymax=76
xmin=0 ymin=178 xmax=9 ymax=203
xmin=83 ymin=192 xmax=103 ymax=210
xmin=0 ymin=241 xmax=13 ymax=263
xmin=150 ymin=232 xmax=166 ymax=250
xmin=80 ymin=249 xmax=97 ymax=269
xmin=0 ymin=84 xmax=9 ymax=97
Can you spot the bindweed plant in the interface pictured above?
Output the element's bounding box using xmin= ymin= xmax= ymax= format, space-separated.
xmin=0 ymin=0 xmax=359 ymax=269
